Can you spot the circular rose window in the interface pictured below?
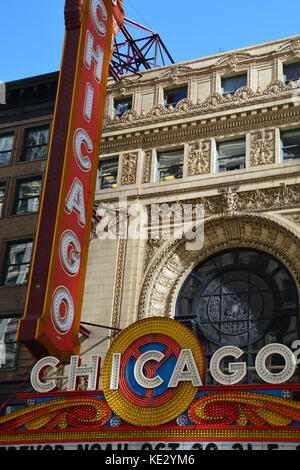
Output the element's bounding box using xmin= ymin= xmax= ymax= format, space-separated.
xmin=176 ymin=248 xmax=299 ymax=352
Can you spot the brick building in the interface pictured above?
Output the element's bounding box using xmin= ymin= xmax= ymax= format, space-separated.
xmin=0 ymin=72 xmax=58 ymax=412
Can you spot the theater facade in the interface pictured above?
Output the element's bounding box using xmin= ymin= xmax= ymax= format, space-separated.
xmin=0 ymin=32 xmax=300 ymax=450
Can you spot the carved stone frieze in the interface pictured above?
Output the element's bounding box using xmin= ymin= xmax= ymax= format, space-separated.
xmin=250 ymin=129 xmax=275 ymax=166
xmin=142 ymin=183 xmax=300 ymax=269
xmin=279 ymin=39 xmax=300 ymax=59
xmin=211 ymin=183 xmax=300 ymax=214
xmin=116 ymin=109 xmax=139 ymax=123
xmin=184 ymin=183 xmax=300 ymax=216
xmin=262 ymin=80 xmax=287 ymax=96
xmin=121 ymin=152 xmax=138 ymax=185
xmin=218 ymin=186 xmax=240 ymax=214
xmin=187 ymin=140 xmax=211 ymax=176
xmin=216 ymin=52 xmax=252 ymax=71
xmin=231 ymin=86 xmax=255 ymax=101
xmin=200 ymin=93 xmax=224 ymax=108
xmin=174 ymin=98 xmax=194 ymax=112
xmin=103 ymin=79 xmax=300 ymax=131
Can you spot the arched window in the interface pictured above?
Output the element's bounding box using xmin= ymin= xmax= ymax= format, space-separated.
xmin=175 ymin=248 xmax=299 ymax=384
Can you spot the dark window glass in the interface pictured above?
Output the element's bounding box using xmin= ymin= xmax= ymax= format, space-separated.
xmin=14 ymin=177 xmax=42 ymax=214
xmin=157 ymin=148 xmax=184 ymax=182
xmin=281 ymin=129 xmax=300 ymax=162
xmin=283 ymin=62 xmax=300 ymax=84
xmin=0 ymin=133 xmax=14 ymax=166
xmin=21 ymin=126 xmax=49 ymax=161
xmin=0 ymin=317 xmax=20 ymax=369
xmin=114 ymin=97 xmax=132 ymax=117
xmin=176 ymin=248 xmax=299 ymax=385
xmin=217 ymin=139 xmax=245 ymax=172
xmin=164 ymin=86 xmax=187 ymax=107
xmin=0 ymin=182 xmax=5 ymax=217
xmin=221 ymin=74 xmax=247 ymax=96
xmin=2 ymin=240 xmax=33 ymax=285
xmin=98 ymin=158 xmax=118 ymax=189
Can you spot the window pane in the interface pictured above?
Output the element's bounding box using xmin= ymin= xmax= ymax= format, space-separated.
xmin=114 ymin=97 xmax=132 ymax=117
xmin=221 ymin=75 xmax=247 ymax=96
xmin=283 ymin=62 xmax=300 ymax=84
xmin=281 ymin=129 xmax=300 ymax=162
xmin=98 ymin=159 xmax=118 ymax=189
xmin=217 ymin=139 xmax=245 ymax=172
xmin=157 ymin=148 xmax=184 ymax=181
xmin=164 ymin=86 xmax=187 ymax=107
xmin=0 ymin=317 xmax=19 ymax=369
xmin=3 ymin=241 xmax=33 ymax=285
xmin=22 ymin=126 xmax=49 ymax=161
xmin=0 ymin=133 xmax=14 ymax=166
xmin=0 ymin=182 xmax=5 ymax=217
xmin=15 ymin=178 xmax=42 ymax=214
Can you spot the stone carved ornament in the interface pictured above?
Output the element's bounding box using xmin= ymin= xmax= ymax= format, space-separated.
xmin=250 ymin=129 xmax=275 ymax=166
xmin=215 ymin=52 xmax=252 ymax=71
xmin=121 ymin=152 xmax=138 ymax=185
xmin=187 ymin=140 xmax=211 ymax=175
xmin=279 ymin=39 xmax=300 ymax=59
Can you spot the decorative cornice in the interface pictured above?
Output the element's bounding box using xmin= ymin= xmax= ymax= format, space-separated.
xmin=106 ymin=36 xmax=300 ymax=94
xmin=95 ymin=173 xmax=300 ymax=204
xmin=101 ymin=103 xmax=300 ymax=154
xmin=104 ymin=80 xmax=300 ymax=133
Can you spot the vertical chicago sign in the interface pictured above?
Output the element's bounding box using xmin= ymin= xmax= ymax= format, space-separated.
xmin=17 ymin=0 xmax=124 ymax=361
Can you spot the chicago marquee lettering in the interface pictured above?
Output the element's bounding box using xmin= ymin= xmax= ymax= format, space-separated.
xmin=30 ymin=342 xmax=298 ymax=394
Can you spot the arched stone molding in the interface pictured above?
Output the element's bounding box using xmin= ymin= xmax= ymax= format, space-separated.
xmin=138 ymin=213 xmax=300 ymax=320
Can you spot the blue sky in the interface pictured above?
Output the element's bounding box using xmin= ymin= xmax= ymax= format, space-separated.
xmin=1 ymin=0 xmax=300 ymax=83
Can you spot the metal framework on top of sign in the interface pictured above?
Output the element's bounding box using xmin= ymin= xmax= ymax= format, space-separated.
xmin=17 ymin=0 xmax=124 ymax=362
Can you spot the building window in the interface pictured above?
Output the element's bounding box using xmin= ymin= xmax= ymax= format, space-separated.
xmin=14 ymin=177 xmax=42 ymax=215
xmin=281 ymin=128 xmax=300 ymax=162
xmin=114 ymin=97 xmax=132 ymax=118
xmin=221 ymin=74 xmax=247 ymax=97
xmin=283 ymin=62 xmax=300 ymax=84
xmin=176 ymin=248 xmax=299 ymax=385
xmin=157 ymin=148 xmax=184 ymax=182
xmin=0 ymin=133 xmax=14 ymax=166
xmin=216 ymin=139 xmax=246 ymax=172
xmin=163 ymin=86 xmax=187 ymax=108
xmin=0 ymin=182 xmax=5 ymax=217
xmin=21 ymin=125 xmax=49 ymax=162
xmin=97 ymin=158 xmax=118 ymax=189
xmin=2 ymin=240 xmax=33 ymax=286
xmin=0 ymin=316 xmax=20 ymax=369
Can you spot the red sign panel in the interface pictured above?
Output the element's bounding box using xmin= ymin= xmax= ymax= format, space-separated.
xmin=17 ymin=0 xmax=124 ymax=361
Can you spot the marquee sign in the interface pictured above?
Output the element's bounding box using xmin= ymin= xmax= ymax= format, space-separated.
xmin=101 ymin=317 xmax=206 ymax=426
xmin=2 ymin=318 xmax=300 ymax=450
xmin=17 ymin=0 xmax=124 ymax=361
